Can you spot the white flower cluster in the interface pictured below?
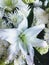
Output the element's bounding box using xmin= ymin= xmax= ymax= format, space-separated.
xmin=32 ymin=7 xmax=49 ymax=26
xmin=0 ymin=0 xmax=30 ymax=29
xmin=0 ymin=0 xmax=48 ymax=65
xmin=32 ymin=4 xmax=49 ymax=54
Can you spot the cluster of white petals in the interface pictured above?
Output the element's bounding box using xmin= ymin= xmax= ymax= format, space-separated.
xmin=0 ymin=24 xmax=48 ymax=65
xmin=0 ymin=0 xmax=48 ymax=65
xmin=32 ymin=7 xmax=49 ymax=26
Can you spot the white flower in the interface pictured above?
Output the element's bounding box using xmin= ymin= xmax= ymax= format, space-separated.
xmin=16 ymin=0 xmax=31 ymax=17
xmin=1 ymin=10 xmax=28 ymax=30
xmin=44 ymin=0 xmax=48 ymax=6
xmin=0 ymin=0 xmax=30 ymax=16
xmin=0 ymin=0 xmax=18 ymax=11
xmin=32 ymin=7 xmax=49 ymax=26
xmin=0 ymin=24 xmax=48 ymax=65
xmin=0 ymin=0 xmax=30 ymax=17
xmin=7 ymin=10 xmax=28 ymax=28
xmin=33 ymin=0 xmax=42 ymax=7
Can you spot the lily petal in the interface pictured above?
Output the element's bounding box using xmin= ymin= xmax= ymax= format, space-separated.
xmin=23 ymin=24 xmax=45 ymax=38
xmin=5 ymin=42 xmax=20 ymax=64
xmin=28 ymin=44 xmax=34 ymax=62
xmin=19 ymin=39 xmax=27 ymax=56
xmin=25 ymin=55 xmax=34 ymax=65
xmin=30 ymin=38 xmax=48 ymax=48
xmin=19 ymin=39 xmax=34 ymax=65
xmin=0 ymin=29 xmax=20 ymax=44
xmin=18 ymin=16 xmax=28 ymax=32
xmin=16 ymin=0 xmax=28 ymax=10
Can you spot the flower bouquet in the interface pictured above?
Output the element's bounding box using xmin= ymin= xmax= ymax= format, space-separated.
xmin=0 ymin=0 xmax=49 ymax=65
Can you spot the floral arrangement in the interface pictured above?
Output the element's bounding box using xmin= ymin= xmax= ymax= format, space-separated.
xmin=0 ymin=0 xmax=49 ymax=65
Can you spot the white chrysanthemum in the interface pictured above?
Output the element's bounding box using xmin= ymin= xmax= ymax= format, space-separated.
xmin=0 ymin=0 xmax=30 ymax=16
xmin=32 ymin=7 xmax=49 ymax=26
xmin=0 ymin=0 xmax=30 ymax=17
xmin=16 ymin=0 xmax=31 ymax=17
xmin=0 ymin=24 xmax=48 ymax=65
xmin=1 ymin=10 xmax=28 ymax=29
xmin=7 ymin=10 xmax=28 ymax=29
xmin=8 ymin=11 xmax=23 ymax=26
xmin=0 ymin=0 xmax=18 ymax=11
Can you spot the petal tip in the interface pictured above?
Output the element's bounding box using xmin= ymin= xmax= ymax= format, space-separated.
xmin=39 ymin=24 xmax=45 ymax=29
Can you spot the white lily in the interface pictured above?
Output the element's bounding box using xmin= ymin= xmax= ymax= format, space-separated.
xmin=0 ymin=24 xmax=48 ymax=65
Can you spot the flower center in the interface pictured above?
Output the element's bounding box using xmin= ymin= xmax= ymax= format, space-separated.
xmin=19 ymin=33 xmax=29 ymax=53
xmin=20 ymin=34 xmax=27 ymax=44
